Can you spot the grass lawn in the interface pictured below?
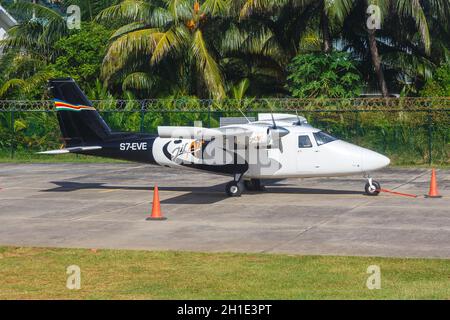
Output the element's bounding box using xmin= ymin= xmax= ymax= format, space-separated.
xmin=0 ymin=246 xmax=449 ymax=300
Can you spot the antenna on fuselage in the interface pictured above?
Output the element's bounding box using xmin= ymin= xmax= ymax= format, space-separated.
xmin=295 ymin=111 xmax=303 ymax=126
xmin=238 ymin=108 xmax=251 ymax=124
xmin=270 ymin=113 xmax=277 ymax=129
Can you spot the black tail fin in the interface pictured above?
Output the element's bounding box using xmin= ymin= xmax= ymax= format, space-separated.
xmin=48 ymin=78 xmax=111 ymax=147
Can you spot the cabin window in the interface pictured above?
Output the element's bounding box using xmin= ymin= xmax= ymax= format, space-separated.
xmin=298 ymin=135 xmax=313 ymax=148
xmin=313 ymin=131 xmax=337 ymax=146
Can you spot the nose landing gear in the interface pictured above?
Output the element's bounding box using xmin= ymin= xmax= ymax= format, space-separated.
xmin=226 ymin=176 xmax=267 ymax=197
xmin=364 ymin=176 xmax=381 ymax=196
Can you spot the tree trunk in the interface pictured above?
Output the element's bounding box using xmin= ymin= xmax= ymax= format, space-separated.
xmin=366 ymin=1 xmax=389 ymax=97
xmin=320 ymin=5 xmax=332 ymax=53
xmin=367 ymin=29 xmax=389 ymax=97
xmin=32 ymin=0 xmax=37 ymax=20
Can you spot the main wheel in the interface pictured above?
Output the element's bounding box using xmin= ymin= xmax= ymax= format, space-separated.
xmin=365 ymin=181 xmax=381 ymax=196
xmin=244 ymin=179 xmax=265 ymax=191
xmin=243 ymin=180 xmax=253 ymax=190
xmin=226 ymin=181 xmax=242 ymax=197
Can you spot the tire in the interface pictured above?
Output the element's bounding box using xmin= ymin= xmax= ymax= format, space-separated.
xmin=244 ymin=180 xmax=254 ymax=191
xmin=226 ymin=181 xmax=242 ymax=197
xmin=244 ymin=179 xmax=264 ymax=191
xmin=365 ymin=181 xmax=381 ymax=196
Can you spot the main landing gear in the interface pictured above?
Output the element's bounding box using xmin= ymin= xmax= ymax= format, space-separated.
xmin=225 ymin=173 xmax=244 ymax=197
xmin=225 ymin=174 xmax=266 ymax=197
xmin=244 ymin=179 xmax=265 ymax=192
xmin=364 ymin=176 xmax=381 ymax=196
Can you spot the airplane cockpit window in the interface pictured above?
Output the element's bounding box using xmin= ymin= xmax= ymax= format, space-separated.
xmin=313 ymin=131 xmax=337 ymax=146
xmin=298 ymin=135 xmax=313 ymax=148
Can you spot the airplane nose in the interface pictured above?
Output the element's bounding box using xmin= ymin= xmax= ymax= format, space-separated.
xmin=362 ymin=150 xmax=390 ymax=172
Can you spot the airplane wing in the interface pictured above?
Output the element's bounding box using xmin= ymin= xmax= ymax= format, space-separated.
xmin=158 ymin=122 xmax=288 ymax=148
xmin=158 ymin=123 xmax=288 ymax=148
xmin=157 ymin=126 xmax=252 ymax=140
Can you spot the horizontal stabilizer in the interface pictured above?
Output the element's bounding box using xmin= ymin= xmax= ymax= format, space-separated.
xmin=38 ymin=146 xmax=102 ymax=155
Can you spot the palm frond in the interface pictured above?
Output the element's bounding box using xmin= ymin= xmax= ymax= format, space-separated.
xmin=150 ymin=26 xmax=188 ymax=65
xmin=202 ymin=0 xmax=231 ymax=17
xmin=150 ymin=7 xmax=174 ymax=27
xmin=231 ymin=78 xmax=250 ymax=99
xmin=12 ymin=1 xmax=65 ymax=21
xmin=122 ymin=72 xmax=154 ymax=91
xmin=110 ymin=22 xmax=148 ymax=40
xmin=102 ymin=28 xmax=162 ymax=79
xmin=394 ymin=0 xmax=431 ymax=54
xmin=96 ymin=0 xmax=153 ymax=23
xmin=0 ymin=79 xmax=26 ymax=98
xmin=165 ymin=0 xmax=193 ymax=22
xmin=191 ymin=29 xmax=225 ymax=99
xmin=239 ymin=0 xmax=277 ymax=18
xmin=325 ymin=0 xmax=355 ymax=24
xmin=63 ymin=0 xmax=120 ymax=20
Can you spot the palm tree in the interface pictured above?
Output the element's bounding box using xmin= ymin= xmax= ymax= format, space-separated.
xmin=98 ymin=0 xmax=229 ymax=99
xmin=222 ymin=0 xmax=318 ymax=96
xmin=362 ymin=0 xmax=441 ymax=97
xmin=1 ymin=1 xmax=69 ymax=61
xmin=1 ymin=1 xmax=113 ymax=60
xmin=63 ymin=0 xmax=121 ymax=21
xmin=319 ymin=0 xmax=356 ymax=53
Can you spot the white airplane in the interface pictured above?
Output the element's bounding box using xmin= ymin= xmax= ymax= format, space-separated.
xmin=42 ymin=78 xmax=390 ymax=197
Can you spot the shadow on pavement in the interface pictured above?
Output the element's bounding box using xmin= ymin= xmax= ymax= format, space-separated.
xmin=44 ymin=181 xmax=362 ymax=196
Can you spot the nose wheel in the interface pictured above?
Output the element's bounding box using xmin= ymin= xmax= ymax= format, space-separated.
xmin=364 ymin=177 xmax=381 ymax=196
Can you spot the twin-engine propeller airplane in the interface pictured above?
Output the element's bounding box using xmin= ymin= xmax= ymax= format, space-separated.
xmin=41 ymin=78 xmax=390 ymax=197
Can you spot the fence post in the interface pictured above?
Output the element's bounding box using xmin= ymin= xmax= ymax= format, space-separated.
xmin=207 ymin=101 xmax=211 ymax=128
xmin=10 ymin=110 xmax=15 ymax=159
xmin=140 ymin=101 xmax=145 ymax=133
xmin=427 ymin=110 xmax=432 ymax=166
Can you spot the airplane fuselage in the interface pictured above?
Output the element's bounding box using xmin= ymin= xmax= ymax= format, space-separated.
xmin=82 ymin=123 xmax=390 ymax=179
xmin=46 ymin=78 xmax=390 ymax=196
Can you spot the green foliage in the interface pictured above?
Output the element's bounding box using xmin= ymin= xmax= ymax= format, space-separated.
xmin=420 ymin=62 xmax=450 ymax=97
xmin=0 ymin=101 xmax=448 ymax=165
xmin=1 ymin=0 xmax=449 ymax=98
xmin=286 ymin=52 xmax=362 ymax=98
xmin=49 ymin=23 xmax=112 ymax=88
xmin=0 ymin=22 xmax=111 ymax=100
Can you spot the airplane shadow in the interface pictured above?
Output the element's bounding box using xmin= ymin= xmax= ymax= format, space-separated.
xmin=43 ymin=181 xmax=362 ymax=204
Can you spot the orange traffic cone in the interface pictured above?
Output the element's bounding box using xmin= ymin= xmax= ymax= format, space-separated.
xmin=146 ymin=185 xmax=167 ymax=220
xmin=425 ymin=169 xmax=442 ymax=198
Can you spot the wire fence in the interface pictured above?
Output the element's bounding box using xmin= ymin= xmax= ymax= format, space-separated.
xmin=0 ymin=97 xmax=449 ymax=111
xmin=0 ymin=98 xmax=449 ymax=165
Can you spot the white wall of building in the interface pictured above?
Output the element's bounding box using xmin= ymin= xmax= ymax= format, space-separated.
xmin=0 ymin=27 xmax=7 ymax=41
xmin=0 ymin=5 xmax=17 ymax=35
xmin=0 ymin=5 xmax=17 ymax=55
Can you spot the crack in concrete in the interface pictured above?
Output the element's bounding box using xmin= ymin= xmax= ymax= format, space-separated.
xmin=390 ymin=169 xmax=429 ymax=191
xmin=261 ymin=198 xmax=375 ymax=253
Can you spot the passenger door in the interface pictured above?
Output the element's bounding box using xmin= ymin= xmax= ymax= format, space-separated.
xmin=297 ymin=134 xmax=320 ymax=174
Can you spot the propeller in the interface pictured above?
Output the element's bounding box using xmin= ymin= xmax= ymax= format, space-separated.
xmin=267 ymin=113 xmax=289 ymax=152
